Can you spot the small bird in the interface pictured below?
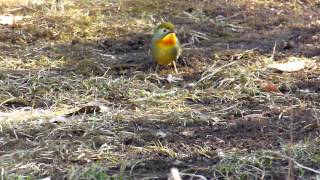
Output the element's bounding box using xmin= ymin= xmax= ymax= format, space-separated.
xmin=151 ymin=22 xmax=181 ymax=73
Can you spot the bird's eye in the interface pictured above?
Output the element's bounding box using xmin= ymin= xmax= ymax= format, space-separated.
xmin=163 ymin=29 xmax=167 ymax=33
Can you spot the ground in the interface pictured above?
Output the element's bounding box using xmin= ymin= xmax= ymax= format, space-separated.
xmin=0 ymin=0 xmax=320 ymax=179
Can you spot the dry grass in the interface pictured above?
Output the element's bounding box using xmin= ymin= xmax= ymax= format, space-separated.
xmin=0 ymin=0 xmax=320 ymax=179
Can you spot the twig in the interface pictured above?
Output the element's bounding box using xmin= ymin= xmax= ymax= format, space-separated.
xmin=288 ymin=156 xmax=320 ymax=174
xmin=0 ymin=97 xmax=16 ymax=106
xmin=180 ymin=172 xmax=207 ymax=180
xmin=270 ymin=41 xmax=277 ymax=61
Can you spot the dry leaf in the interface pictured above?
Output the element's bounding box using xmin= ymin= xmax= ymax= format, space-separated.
xmin=267 ymin=61 xmax=305 ymax=72
xmin=261 ymin=82 xmax=279 ymax=92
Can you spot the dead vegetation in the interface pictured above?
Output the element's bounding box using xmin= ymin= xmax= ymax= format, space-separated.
xmin=0 ymin=0 xmax=320 ymax=179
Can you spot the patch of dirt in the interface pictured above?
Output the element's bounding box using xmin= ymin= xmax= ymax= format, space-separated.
xmin=99 ymin=34 xmax=151 ymax=55
xmin=279 ymin=79 xmax=320 ymax=106
xmin=124 ymin=108 xmax=319 ymax=151
xmin=295 ymin=79 xmax=320 ymax=93
xmin=119 ymin=156 xmax=221 ymax=180
xmin=117 ymin=108 xmax=319 ymax=179
xmin=0 ymin=138 xmax=38 ymax=152
xmin=227 ymin=25 xmax=320 ymax=57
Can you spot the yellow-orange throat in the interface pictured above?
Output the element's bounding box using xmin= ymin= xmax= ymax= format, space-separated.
xmin=156 ymin=33 xmax=177 ymax=47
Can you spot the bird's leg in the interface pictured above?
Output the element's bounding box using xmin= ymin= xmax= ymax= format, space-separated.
xmin=172 ymin=61 xmax=178 ymax=73
xmin=155 ymin=64 xmax=159 ymax=73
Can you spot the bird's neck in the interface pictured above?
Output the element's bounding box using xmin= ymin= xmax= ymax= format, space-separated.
xmin=156 ymin=33 xmax=177 ymax=47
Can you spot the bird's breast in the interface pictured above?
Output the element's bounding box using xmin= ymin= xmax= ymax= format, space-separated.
xmin=156 ymin=33 xmax=177 ymax=47
xmin=152 ymin=33 xmax=180 ymax=65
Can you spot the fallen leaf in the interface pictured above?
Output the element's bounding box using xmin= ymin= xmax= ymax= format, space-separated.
xmin=267 ymin=60 xmax=305 ymax=72
xmin=260 ymin=82 xmax=279 ymax=92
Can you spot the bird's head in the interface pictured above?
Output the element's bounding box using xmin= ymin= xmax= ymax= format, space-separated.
xmin=152 ymin=22 xmax=176 ymax=42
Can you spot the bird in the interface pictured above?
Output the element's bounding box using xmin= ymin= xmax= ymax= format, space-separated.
xmin=151 ymin=22 xmax=181 ymax=73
